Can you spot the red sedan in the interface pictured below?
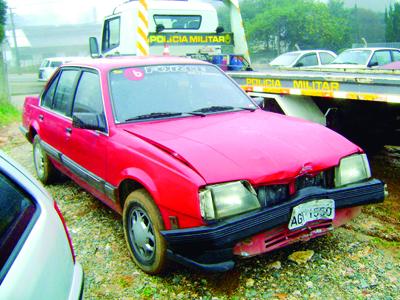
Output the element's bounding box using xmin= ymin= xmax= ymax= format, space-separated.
xmin=21 ymin=56 xmax=385 ymax=274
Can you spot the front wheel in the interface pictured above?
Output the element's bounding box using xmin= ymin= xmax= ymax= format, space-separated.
xmin=123 ymin=189 xmax=167 ymax=274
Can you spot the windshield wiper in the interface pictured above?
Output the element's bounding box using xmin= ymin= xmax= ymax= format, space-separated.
xmin=125 ymin=112 xmax=183 ymax=122
xmin=192 ymin=105 xmax=236 ymax=113
xmin=192 ymin=105 xmax=256 ymax=114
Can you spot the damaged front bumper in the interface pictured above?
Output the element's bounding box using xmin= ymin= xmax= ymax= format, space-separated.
xmin=161 ymin=179 xmax=385 ymax=272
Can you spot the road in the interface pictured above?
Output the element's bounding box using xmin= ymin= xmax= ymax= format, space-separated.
xmin=8 ymin=73 xmax=46 ymax=108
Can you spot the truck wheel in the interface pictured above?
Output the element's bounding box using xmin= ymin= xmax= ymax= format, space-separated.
xmin=33 ymin=136 xmax=58 ymax=184
xmin=123 ymin=189 xmax=167 ymax=274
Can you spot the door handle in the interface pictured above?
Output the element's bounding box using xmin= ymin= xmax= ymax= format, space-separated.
xmin=39 ymin=114 xmax=44 ymax=121
xmin=66 ymin=127 xmax=72 ymax=134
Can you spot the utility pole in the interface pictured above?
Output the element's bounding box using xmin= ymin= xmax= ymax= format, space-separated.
xmin=8 ymin=7 xmax=21 ymax=74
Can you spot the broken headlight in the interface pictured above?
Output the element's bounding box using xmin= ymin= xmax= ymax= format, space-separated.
xmin=199 ymin=181 xmax=260 ymax=221
xmin=335 ymin=154 xmax=371 ymax=187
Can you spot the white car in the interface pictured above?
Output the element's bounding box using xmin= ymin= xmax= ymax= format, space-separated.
xmin=326 ymin=47 xmax=400 ymax=69
xmin=0 ymin=151 xmax=83 ymax=299
xmin=269 ymin=50 xmax=337 ymax=68
xmin=38 ymin=57 xmax=84 ymax=82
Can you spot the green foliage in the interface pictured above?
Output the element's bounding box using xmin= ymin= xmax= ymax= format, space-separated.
xmin=0 ymin=0 xmax=6 ymax=43
xmin=241 ymin=0 xmax=384 ymax=55
xmin=0 ymin=99 xmax=20 ymax=127
xmin=385 ymin=3 xmax=400 ymax=42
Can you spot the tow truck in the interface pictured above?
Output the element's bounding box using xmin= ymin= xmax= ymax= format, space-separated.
xmin=89 ymin=0 xmax=400 ymax=150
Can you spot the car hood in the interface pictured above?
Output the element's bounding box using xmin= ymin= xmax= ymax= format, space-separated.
xmin=123 ymin=110 xmax=361 ymax=184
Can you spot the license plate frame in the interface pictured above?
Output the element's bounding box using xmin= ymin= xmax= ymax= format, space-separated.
xmin=288 ymin=199 xmax=335 ymax=230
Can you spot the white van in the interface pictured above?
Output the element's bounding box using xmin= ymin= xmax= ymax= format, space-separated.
xmin=38 ymin=57 xmax=84 ymax=82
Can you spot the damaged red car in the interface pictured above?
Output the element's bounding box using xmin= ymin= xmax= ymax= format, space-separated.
xmin=21 ymin=56 xmax=385 ymax=274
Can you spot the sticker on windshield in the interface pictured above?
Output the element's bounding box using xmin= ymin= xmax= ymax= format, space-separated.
xmin=144 ymin=65 xmax=208 ymax=74
xmin=124 ymin=68 xmax=145 ymax=81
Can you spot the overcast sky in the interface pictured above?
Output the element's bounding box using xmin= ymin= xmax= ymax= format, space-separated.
xmin=6 ymin=0 xmax=398 ymax=26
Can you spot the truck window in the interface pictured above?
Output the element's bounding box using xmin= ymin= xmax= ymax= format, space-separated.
xmin=73 ymin=71 xmax=104 ymax=115
xmin=102 ymin=17 xmax=121 ymax=52
xmin=53 ymin=70 xmax=80 ymax=116
xmin=0 ymin=172 xmax=37 ymax=282
xmin=153 ymin=15 xmax=201 ymax=30
xmin=297 ymin=53 xmax=318 ymax=67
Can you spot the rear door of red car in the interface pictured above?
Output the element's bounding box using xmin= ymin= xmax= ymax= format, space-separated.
xmin=39 ymin=69 xmax=80 ymax=154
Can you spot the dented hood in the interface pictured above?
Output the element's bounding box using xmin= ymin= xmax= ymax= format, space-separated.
xmin=123 ymin=110 xmax=360 ymax=184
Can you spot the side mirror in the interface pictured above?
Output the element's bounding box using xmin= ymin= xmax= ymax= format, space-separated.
xmin=89 ymin=37 xmax=101 ymax=58
xmin=72 ymin=112 xmax=106 ymax=132
xmin=252 ymin=97 xmax=265 ymax=109
xmin=216 ymin=26 xmax=224 ymax=34
xmin=156 ymin=24 xmax=165 ymax=33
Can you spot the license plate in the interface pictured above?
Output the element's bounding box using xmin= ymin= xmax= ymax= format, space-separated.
xmin=288 ymin=199 xmax=335 ymax=230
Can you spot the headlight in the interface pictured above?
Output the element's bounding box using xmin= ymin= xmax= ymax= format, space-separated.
xmin=335 ymin=154 xmax=371 ymax=187
xmin=199 ymin=181 xmax=260 ymax=221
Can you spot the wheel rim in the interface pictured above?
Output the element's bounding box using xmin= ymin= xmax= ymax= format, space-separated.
xmin=129 ymin=207 xmax=156 ymax=263
xmin=34 ymin=143 xmax=45 ymax=178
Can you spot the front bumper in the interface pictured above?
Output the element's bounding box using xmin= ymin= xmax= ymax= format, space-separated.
xmin=161 ymin=179 xmax=385 ymax=271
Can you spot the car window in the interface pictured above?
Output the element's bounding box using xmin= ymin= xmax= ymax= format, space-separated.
xmin=154 ymin=15 xmax=202 ymax=30
xmin=319 ymin=52 xmax=336 ymax=65
xmin=297 ymin=53 xmax=318 ymax=67
xmin=369 ymin=51 xmax=391 ymax=67
xmin=0 ymin=172 xmax=37 ymax=281
xmin=40 ymin=60 xmax=49 ymax=68
xmin=392 ymin=50 xmax=400 ymax=62
xmin=41 ymin=72 xmax=61 ymax=109
xmin=102 ymin=17 xmax=120 ymax=52
xmin=50 ymin=61 xmax=63 ymax=68
xmin=73 ymin=71 xmax=104 ymax=115
xmin=109 ymin=64 xmax=254 ymax=123
xmin=53 ymin=70 xmax=80 ymax=116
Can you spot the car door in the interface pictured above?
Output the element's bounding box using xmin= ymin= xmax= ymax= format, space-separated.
xmin=38 ymin=68 xmax=80 ymax=156
xmin=369 ymin=50 xmax=391 ymax=67
xmin=64 ymin=69 xmax=108 ymax=195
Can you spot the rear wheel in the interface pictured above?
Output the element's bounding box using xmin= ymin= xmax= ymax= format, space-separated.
xmin=123 ymin=189 xmax=167 ymax=274
xmin=33 ymin=136 xmax=58 ymax=184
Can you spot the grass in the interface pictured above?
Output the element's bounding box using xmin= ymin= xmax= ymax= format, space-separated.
xmin=0 ymin=99 xmax=21 ymax=127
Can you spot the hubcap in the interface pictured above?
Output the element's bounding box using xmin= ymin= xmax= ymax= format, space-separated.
xmin=129 ymin=207 xmax=155 ymax=262
xmin=34 ymin=143 xmax=45 ymax=178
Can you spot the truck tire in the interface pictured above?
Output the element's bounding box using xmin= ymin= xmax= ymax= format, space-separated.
xmin=123 ymin=189 xmax=167 ymax=274
xmin=33 ymin=136 xmax=59 ymax=184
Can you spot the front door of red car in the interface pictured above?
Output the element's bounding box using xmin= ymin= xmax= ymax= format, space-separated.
xmin=64 ymin=70 xmax=107 ymax=195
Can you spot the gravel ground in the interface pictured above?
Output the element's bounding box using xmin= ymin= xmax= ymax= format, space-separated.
xmin=1 ymin=123 xmax=399 ymax=300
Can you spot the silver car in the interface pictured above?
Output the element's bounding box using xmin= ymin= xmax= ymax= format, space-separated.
xmin=0 ymin=151 xmax=83 ymax=299
xmin=269 ymin=50 xmax=337 ymax=68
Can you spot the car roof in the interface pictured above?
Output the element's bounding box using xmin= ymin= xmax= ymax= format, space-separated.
xmin=280 ymin=50 xmax=335 ymax=55
xmin=62 ymin=56 xmax=210 ymax=72
xmin=347 ymin=47 xmax=400 ymax=51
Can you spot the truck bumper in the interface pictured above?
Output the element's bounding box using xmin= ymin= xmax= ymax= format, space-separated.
xmin=161 ymin=179 xmax=385 ymax=272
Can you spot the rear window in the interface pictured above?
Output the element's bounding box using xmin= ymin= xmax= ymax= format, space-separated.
xmin=0 ymin=172 xmax=37 ymax=282
xmin=154 ymin=15 xmax=201 ymax=29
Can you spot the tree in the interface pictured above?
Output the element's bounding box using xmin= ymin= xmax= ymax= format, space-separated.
xmin=385 ymin=3 xmax=400 ymax=42
xmin=242 ymin=0 xmax=351 ymax=54
xmin=0 ymin=0 xmax=6 ymax=43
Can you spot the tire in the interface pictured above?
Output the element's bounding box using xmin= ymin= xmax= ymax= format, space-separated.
xmin=123 ymin=189 xmax=167 ymax=274
xmin=33 ymin=136 xmax=58 ymax=184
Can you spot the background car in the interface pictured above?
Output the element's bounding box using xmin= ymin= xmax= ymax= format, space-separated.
xmin=0 ymin=151 xmax=83 ymax=299
xmin=269 ymin=50 xmax=337 ymax=68
xmin=38 ymin=57 xmax=84 ymax=82
xmin=326 ymin=47 xmax=400 ymax=68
